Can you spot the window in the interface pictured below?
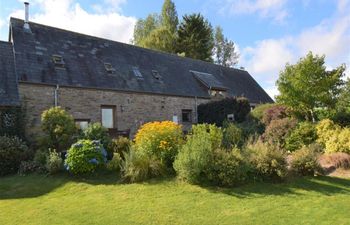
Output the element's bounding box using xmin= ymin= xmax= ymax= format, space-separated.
xmin=182 ymin=109 xmax=192 ymax=123
xmin=101 ymin=106 xmax=115 ymax=128
xmin=75 ymin=119 xmax=90 ymax=130
xmin=132 ymin=66 xmax=143 ymax=78
xmin=52 ymin=54 xmax=65 ymax=68
xmin=104 ymin=63 xmax=115 ymax=73
xmin=152 ymin=70 xmax=162 ymax=80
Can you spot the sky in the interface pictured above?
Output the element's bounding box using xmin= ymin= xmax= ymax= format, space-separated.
xmin=0 ymin=0 xmax=349 ymax=99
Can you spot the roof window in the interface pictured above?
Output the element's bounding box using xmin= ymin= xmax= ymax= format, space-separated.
xmin=152 ymin=70 xmax=162 ymax=80
xmin=132 ymin=66 xmax=143 ymax=79
xmin=104 ymin=63 xmax=116 ymax=73
xmin=52 ymin=54 xmax=65 ymax=68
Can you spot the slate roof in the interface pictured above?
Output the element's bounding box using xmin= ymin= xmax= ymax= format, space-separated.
xmin=0 ymin=41 xmax=20 ymax=106
xmin=9 ymin=17 xmax=273 ymax=103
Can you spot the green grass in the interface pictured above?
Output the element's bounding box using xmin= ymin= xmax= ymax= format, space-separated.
xmin=1 ymin=174 xmax=350 ymax=225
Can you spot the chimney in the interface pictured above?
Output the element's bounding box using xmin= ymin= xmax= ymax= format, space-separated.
xmin=23 ymin=2 xmax=30 ymax=30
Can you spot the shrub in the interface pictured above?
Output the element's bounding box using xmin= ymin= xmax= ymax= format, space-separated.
xmin=319 ymin=153 xmax=350 ymax=169
xmin=41 ymin=107 xmax=77 ymax=152
xmin=245 ymin=140 xmax=287 ymax=181
xmin=65 ymin=140 xmax=107 ymax=174
xmin=134 ymin=121 xmax=183 ymax=168
xmin=316 ymin=119 xmax=350 ymax=153
xmin=174 ymin=124 xmax=222 ymax=184
xmin=82 ymin=123 xmax=113 ymax=160
xmin=263 ymin=118 xmax=298 ymax=149
xmin=290 ymin=146 xmax=321 ymax=176
xmin=46 ymin=150 xmax=63 ymax=174
xmin=0 ymin=107 xmax=26 ymax=140
xmin=106 ymin=153 xmax=122 ymax=172
xmin=18 ymin=161 xmax=39 ymax=175
xmin=121 ymin=149 xmax=164 ymax=182
xmin=33 ymin=149 xmax=49 ymax=168
xmin=250 ymin=103 xmax=275 ymax=122
xmin=110 ymin=137 xmax=132 ymax=159
xmin=262 ymin=104 xmax=289 ymax=126
xmin=222 ymin=122 xmax=244 ymax=149
xmin=205 ymin=148 xmax=248 ymax=187
xmin=0 ymin=136 xmax=29 ymax=175
xmin=198 ymin=97 xmax=251 ymax=126
xmin=285 ymin=122 xmax=317 ymax=152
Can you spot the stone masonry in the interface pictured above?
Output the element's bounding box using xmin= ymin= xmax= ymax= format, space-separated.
xmin=19 ymin=83 xmax=209 ymax=140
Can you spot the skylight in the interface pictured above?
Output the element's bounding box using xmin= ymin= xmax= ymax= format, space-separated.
xmin=132 ymin=66 xmax=143 ymax=78
xmin=104 ymin=63 xmax=115 ymax=73
xmin=152 ymin=70 xmax=162 ymax=80
xmin=52 ymin=54 xmax=65 ymax=68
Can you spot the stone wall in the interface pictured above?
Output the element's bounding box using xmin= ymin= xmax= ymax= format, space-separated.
xmin=18 ymin=83 xmax=209 ymax=140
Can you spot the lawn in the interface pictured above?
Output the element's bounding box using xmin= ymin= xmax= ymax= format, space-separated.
xmin=0 ymin=174 xmax=350 ymax=225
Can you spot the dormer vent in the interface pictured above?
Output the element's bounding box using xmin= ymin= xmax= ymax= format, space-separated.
xmin=52 ymin=55 xmax=65 ymax=69
xmin=104 ymin=63 xmax=115 ymax=73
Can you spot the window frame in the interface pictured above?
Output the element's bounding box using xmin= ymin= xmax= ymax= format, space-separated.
xmin=52 ymin=54 xmax=65 ymax=69
xmin=101 ymin=105 xmax=116 ymax=129
xmin=74 ymin=119 xmax=90 ymax=130
xmin=181 ymin=109 xmax=193 ymax=123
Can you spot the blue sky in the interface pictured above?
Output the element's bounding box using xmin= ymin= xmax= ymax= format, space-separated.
xmin=0 ymin=0 xmax=349 ymax=98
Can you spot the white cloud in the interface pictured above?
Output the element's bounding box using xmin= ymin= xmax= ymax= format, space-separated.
xmin=9 ymin=0 xmax=136 ymax=43
xmin=220 ymin=0 xmax=288 ymax=23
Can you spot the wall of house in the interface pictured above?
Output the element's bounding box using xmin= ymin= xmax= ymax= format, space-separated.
xmin=18 ymin=83 xmax=209 ymax=140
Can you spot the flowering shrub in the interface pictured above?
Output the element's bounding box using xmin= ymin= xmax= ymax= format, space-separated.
xmin=285 ymin=122 xmax=317 ymax=152
xmin=41 ymin=107 xmax=77 ymax=152
xmin=0 ymin=136 xmax=29 ymax=175
xmin=65 ymin=140 xmax=107 ymax=174
xmin=316 ymin=119 xmax=350 ymax=153
xmin=46 ymin=150 xmax=63 ymax=174
xmin=263 ymin=118 xmax=298 ymax=150
xmin=134 ymin=121 xmax=183 ymax=168
xmin=82 ymin=123 xmax=113 ymax=160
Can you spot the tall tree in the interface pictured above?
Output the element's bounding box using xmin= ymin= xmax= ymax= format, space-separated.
xmin=132 ymin=0 xmax=178 ymax=53
xmin=276 ymin=52 xmax=345 ymax=122
xmin=177 ymin=13 xmax=214 ymax=62
xmin=213 ymin=26 xmax=239 ymax=67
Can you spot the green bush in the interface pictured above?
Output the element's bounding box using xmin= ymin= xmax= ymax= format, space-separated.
xmin=41 ymin=107 xmax=77 ymax=152
xmin=263 ymin=118 xmax=298 ymax=149
xmin=290 ymin=146 xmax=321 ymax=176
xmin=18 ymin=161 xmax=39 ymax=175
xmin=198 ymin=97 xmax=251 ymax=126
xmin=65 ymin=140 xmax=107 ymax=174
xmin=285 ymin=122 xmax=317 ymax=152
xmin=82 ymin=123 xmax=113 ymax=160
xmin=134 ymin=121 xmax=183 ymax=168
xmin=0 ymin=136 xmax=29 ymax=175
xmin=121 ymin=148 xmax=164 ymax=182
xmin=205 ymin=148 xmax=248 ymax=187
xmin=174 ymin=124 xmax=222 ymax=184
xmin=250 ymin=103 xmax=275 ymax=122
xmin=222 ymin=122 xmax=244 ymax=149
xmin=46 ymin=150 xmax=63 ymax=174
xmin=110 ymin=137 xmax=132 ymax=159
xmin=33 ymin=149 xmax=49 ymax=168
xmin=0 ymin=107 xmax=26 ymax=140
xmin=245 ymin=140 xmax=287 ymax=181
xmin=106 ymin=153 xmax=122 ymax=172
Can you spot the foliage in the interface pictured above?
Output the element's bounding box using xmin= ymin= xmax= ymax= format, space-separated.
xmin=174 ymin=124 xmax=222 ymax=184
xmin=0 ymin=136 xmax=29 ymax=175
xmin=161 ymin=0 xmax=178 ymax=34
xmin=46 ymin=150 xmax=63 ymax=174
xmin=263 ymin=118 xmax=298 ymax=149
xmin=134 ymin=121 xmax=183 ymax=168
xmin=65 ymin=140 xmax=107 ymax=174
xmin=110 ymin=136 xmax=132 ymax=159
xmin=276 ymin=52 xmax=345 ymax=122
xmin=285 ymin=122 xmax=317 ymax=152
xmin=198 ymin=97 xmax=250 ymax=126
xmin=121 ymin=149 xmax=164 ymax=183
xmin=250 ymin=103 xmax=275 ymax=122
xmin=319 ymin=152 xmax=350 ymax=169
xmin=82 ymin=122 xmax=113 ymax=160
xmin=237 ymin=117 xmax=265 ymax=138
xmin=133 ymin=14 xmax=161 ymax=46
xmin=213 ymin=26 xmax=239 ymax=67
xmin=177 ymin=13 xmax=214 ymax=62
xmin=290 ymin=146 xmax=321 ymax=176
xmin=33 ymin=149 xmax=49 ymax=168
xmin=334 ymin=79 xmax=350 ymax=126
xmin=41 ymin=107 xmax=77 ymax=152
xmin=262 ymin=104 xmax=289 ymax=126
xmin=106 ymin=153 xmax=122 ymax=172
xmin=222 ymin=122 xmax=244 ymax=149
xmin=245 ymin=140 xmax=288 ymax=181
xmin=316 ymin=119 xmax=350 ymax=153
xmin=18 ymin=161 xmax=40 ymax=175
xmin=0 ymin=106 xmax=26 ymax=140
xmin=205 ymin=148 xmax=248 ymax=187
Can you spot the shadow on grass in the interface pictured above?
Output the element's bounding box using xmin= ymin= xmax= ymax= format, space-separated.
xmin=203 ymin=176 xmax=350 ymax=198
xmin=1 ymin=173 xmax=349 ymax=200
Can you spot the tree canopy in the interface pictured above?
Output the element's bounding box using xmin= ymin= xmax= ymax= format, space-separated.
xmin=276 ymin=52 xmax=346 ymax=122
xmin=213 ymin=26 xmax=239 ymax=67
